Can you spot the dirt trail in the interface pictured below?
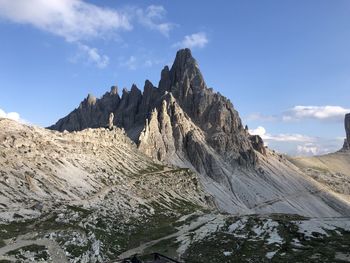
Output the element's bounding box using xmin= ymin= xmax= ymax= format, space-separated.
xmin=74 ymin=167 xmax=181 ymax=205
xmin=250 ymin=189 xmax=322 ymax=210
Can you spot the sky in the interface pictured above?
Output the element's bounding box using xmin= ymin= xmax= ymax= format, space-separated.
xmin=0 ymin=0 xmax=349 ymax=156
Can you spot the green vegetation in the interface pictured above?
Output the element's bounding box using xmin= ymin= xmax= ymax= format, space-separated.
xmin=65 ymin=243 xmax=90 ymax=258
xmin=183 ymin=215 xmax=350 ymax=263
xmin=6 ymin=244 xmax=49 ymax=261
xmin=1 ymin=209 xmax=350 ymax=263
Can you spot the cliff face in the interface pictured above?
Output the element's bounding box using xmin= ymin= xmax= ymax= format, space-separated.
xmin=343 ymin=113 xmax=350 ymax=150
xmin=49 ymin=49 xmax=257 ymax=179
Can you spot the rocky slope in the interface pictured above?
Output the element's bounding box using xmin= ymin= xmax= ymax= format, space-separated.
xmin=49 ymin=49 xmax=350 ymax=217
xmin=0 ymin=120 xmax=350 ymax=263
xmin=0 ymin=117 xmax=214 ymax=262
xmin=0 ymin=118 xmax=210 ymax=220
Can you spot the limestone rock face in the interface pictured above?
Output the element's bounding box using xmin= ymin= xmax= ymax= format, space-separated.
xmin=249 ymin=135 xmax=266 ymax=156
xmin=49 ymin=83 xmax=162 ymax=140
xmin=49 ymin=49 xmax=260 ymax=184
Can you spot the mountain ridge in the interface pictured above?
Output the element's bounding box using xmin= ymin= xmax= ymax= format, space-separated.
xmin=48 ymin=49 xmax=350 ymax=217
xmin=49 ymin=49 xmax=258 ymax=171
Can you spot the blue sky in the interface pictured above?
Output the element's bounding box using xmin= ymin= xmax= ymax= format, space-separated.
xmin=0 ymin=0 xmax=349 ymax=156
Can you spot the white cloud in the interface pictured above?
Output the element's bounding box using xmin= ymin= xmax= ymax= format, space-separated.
xmin=246 ymin=113 xmax=278 ymax=122
xmin=0 ymin=108 xmax=24 ymax=123
xmin=296 ymin=143 xmax=332 ymax=156
xmin=78 ymin=43 xmax=109 ymax=68
xmin=0 ymin=1 xmax=174 ymax=68
xmin=136 ymin=5 xmax=174 ymax=37
xmin=0 ymin=0 xmax=131 ymax=68
xmin=249 ymin=126 xmax=313 ymax=142
xmin=249 ymin=126 xmax=267 ymax=137
xmin=246 ymin=105 xmax=350 ymax=124
xmin=284 ymin=105 xmax=350 ymax=121
xmin=249 ymin=126 xmax=343 ymax=156
xmin=173 ymin=32 xmax=208 ymax=49
xmin=0 ymin=0 xmax=132 ymax=42
xmin=297 ymin=143 xmax=319 ymax=156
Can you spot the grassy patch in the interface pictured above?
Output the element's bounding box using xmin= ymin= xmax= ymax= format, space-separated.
xmin=6 ymin=244 xmax=49 ymax=261
xmin=183 ymin=215 xmax=350 ymax=263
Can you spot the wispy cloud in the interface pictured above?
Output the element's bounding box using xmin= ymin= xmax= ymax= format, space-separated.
xmin=0 ymin=1 xmax=174 ymax=68
xmin=249 ymin=126 xmax=313 ymax=142
xmin=173 ymin=32 xmax=208 ymax=49
xmin=0 ymin=0 xmax=132 ymax=42
xmin=249 ymin=126 xmax=342 ymax=156
xmin=0 ymin=108 xmax=26 ymax=123
xmin=246 ymin=113 xmax=278 ymax=122
xmin=136 ymin=5 xmax=175 ymax=37
xmin=0 ymin=0 xmax=130 ymax=68
xmin=296 ymin=143 xmax=327 ymax=156
xmin=246 ymin=105 xmax=350 ymax=123
xmin=283 ymin=105 xmax=350 ymax=122
xmin=77 ymin=43 xmax=109 ymax=68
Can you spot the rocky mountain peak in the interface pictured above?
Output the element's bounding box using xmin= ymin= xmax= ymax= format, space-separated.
xmin=79 ymin=93 xmax=97 ymax=109
xmin=171 ymin=48 xmax=197 ymax=74
xmin=343 ymin=113 xmax=350 ymax=150
xmin=49 ymin=48 xmax=259 ymax=181
xmin=110 ymin=86 xmax=118 ymax=95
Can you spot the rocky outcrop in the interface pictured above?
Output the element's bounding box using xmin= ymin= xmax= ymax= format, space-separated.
xmin=343 ymin=113 xmax=350 ymax=150
xmin=108 ymin=112 xmax=114 ymax=130
xmin=249 ymin=135 xmax=266 ymax=156
xmin=48 ymin=83 xmax=162 ymax=140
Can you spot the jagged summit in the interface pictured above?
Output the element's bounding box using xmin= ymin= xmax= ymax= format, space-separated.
xmin=49 ymin=48 xmax=256 ymax=169
xmin=48 ymin=49 xmax=266 ymax=211
xmin=46 ymin=49 xmax=350 ymax=216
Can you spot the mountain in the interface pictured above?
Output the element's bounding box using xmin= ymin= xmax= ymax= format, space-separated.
xmin=49 ymin=49 xmax=257 ymax=168
xmin=2 ymin=50 xmax=350 ymax=262
xmin=49 ymin=49 xmax=350 ymax=217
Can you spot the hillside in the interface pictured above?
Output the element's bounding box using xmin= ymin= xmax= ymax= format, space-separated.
xmin=1 ymin=119 xmax=350 ymax=262
xmin=0 ymin=118 xmax=212 ymax=262
xmin=290 ymin=151 xmax=350 ymax=198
